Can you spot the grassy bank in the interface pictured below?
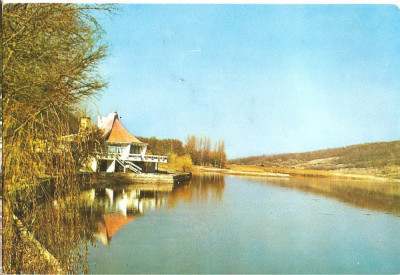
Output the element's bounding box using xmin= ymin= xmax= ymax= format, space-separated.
xmin=196 ymin=164 xmax=400 ymax=182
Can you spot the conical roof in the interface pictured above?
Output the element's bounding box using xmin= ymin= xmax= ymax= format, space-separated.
xmin=100 ymin=112 xmax=144 ymax=144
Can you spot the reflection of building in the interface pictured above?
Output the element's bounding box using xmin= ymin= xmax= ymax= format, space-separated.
xmin=79 ymin=175 xmax=224 ymax=245
xmin=92 ymin=111 xmax=167 ymax=173
xmin=81 ymin=186 xmax=169 ymax=245
xmin=97 ymin=214 xmax=135 ymax=245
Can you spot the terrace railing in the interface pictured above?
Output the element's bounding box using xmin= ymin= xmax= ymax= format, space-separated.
xmin=96 ymin=152 xmax=168 ymax=163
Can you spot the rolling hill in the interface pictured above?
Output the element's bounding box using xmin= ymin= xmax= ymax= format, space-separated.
xmin=228 ymin=140 xmax=400 ymax=179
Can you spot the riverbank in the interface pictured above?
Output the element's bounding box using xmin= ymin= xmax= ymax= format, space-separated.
xmin=83 ymin=172 xmax=192 ymax=190
xmin=195 ymin=164 xmax=400 ymax=182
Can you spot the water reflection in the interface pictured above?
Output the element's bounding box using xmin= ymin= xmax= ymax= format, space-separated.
xmin=238 ymin=175 xmax=400 ymax=216
xmin=80 ymin=186 xmax=170 ymax=245
xmin=77 ymin=173 xmax=400 ymax=251
xmin=10 ymin=172 xmax=399 ymax=273
xmin=168 ymin=172 xmax=225 ymax=208
xmin=79 ymin=173 xmax=225 ymax=246
xmin=87 ymin=174 xmax=400 ymax=274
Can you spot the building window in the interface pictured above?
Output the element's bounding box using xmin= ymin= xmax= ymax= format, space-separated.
xmin=108 ymin=146 xmax=125 ymax=154
xmin=130 ymin=146 xmax=141 ymax=154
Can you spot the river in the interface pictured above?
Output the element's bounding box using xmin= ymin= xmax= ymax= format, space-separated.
xmin=76 ymin=173 xmax=400 ymax=274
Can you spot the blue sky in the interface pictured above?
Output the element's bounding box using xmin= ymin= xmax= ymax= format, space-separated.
xmin=93 ymin=5 xmax=400 ymax=159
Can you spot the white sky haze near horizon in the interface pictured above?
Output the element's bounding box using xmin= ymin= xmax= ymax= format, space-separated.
xmin=94 ymin=4 xmax=400 ymax=159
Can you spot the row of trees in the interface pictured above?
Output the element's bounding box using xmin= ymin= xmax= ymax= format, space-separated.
xmin=139 ymin=135 xmax=227 ymax=168
xmin=137 ymin=137 xmax=185 ymax=156
xmin=184 ymin=136 xmax=227 ymax=168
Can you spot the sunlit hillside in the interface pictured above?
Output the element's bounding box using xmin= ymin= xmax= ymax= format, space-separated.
xmin=229 ymin=141 xmax=400 ymax=179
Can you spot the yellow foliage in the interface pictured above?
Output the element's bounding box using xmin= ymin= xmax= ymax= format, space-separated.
xmin=167 ymin=154 xmax=193 ymax=172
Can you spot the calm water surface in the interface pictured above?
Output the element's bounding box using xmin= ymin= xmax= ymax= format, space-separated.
xmin=81 ymin=173 xmax=400 ymax=274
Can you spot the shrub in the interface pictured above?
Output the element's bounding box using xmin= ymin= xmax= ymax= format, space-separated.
xmin=168 ymin=154 xmax=193 ymax=172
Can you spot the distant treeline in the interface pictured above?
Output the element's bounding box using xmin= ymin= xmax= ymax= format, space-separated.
xmin=229 ymin=140 xmax=400 ymax=170
xmin=137 ymin=137 xmax=185 ymax=156
xmin=184 ymin=136 xmax=227 ymax=168
xmin=138 ymin=135 xmax=227 ymax=168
